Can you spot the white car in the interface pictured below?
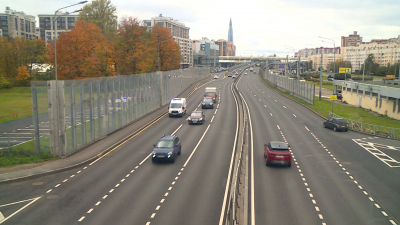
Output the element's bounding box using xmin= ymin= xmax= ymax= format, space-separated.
xmin=214 ymin=75 xmax=219 ymax=79
xmin=245 ymin=72 xmax=247 ymax=75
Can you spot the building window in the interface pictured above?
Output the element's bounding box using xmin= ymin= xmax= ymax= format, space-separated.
xmin=157 ymin=22 xmax=164 ymax=26
xmin=67 ymin=17 xmax=75 ymax=21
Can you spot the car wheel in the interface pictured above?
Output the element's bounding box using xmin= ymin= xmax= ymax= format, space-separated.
xmin=323 ymin=123 xmax=326 ymax=128
xmin=169 ymin=114 xmax=172 ymax=118
xmin=170 ymin=156 xmax=175 ymax=163
xmin=288 ymin=163 xmax=291 ymax=168
xmin=333 ymin=127 xmax=337 ymax=132
xmin=211 ymin=106 xmax=214 ymax=109
xmin=266 ymin=161 xmax=270 ymax=166
xmin=152 ymin=158 xmax=156 ymax=163
xmin=178 ymin=148 xmax=181 ymax=155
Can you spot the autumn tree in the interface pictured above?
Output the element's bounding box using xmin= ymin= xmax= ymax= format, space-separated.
xmin=115 ymin=17 xmax=154 ymax=74
xmin=78 ymin=0 xmax=117 ymax=39
xmin=48 ymin=21 xmax=112 ymax=80
xmin=16 ymin=66 xmax=30 ymax=86
xmin=150 ymin=24 xmax=181 ymax=71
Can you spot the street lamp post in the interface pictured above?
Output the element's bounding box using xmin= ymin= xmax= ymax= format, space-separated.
xmin=54 ymin=1 xmax=87 ymax=81
xmin=320 ymin=36 xmax=336 ymax=94
xmin=52 ymin=1 xmax=87 ymax=157
xmin=158 ymin=37 xmax=174 ymax=71
xmin=285 ymin=45 xmax=299 ymax=79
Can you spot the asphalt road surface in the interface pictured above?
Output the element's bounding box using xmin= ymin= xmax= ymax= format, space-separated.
xmin=0 ymin=68 xmax=399 ymax=225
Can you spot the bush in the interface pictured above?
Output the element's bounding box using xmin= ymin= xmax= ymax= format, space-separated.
xmin=334 ymin=73 xmax=351 ymax=80
xmin=0 ymin=78 xmax=12 ymax=89
xmin=352 ymin=76 xmax=373 ymax=81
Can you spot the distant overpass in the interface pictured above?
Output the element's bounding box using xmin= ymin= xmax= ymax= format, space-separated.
xmin=218 ymin=56 xmax=300 ymax=64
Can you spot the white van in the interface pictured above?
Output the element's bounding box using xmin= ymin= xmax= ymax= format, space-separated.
xmin=169 ymin=98 xmax=187 ymax=117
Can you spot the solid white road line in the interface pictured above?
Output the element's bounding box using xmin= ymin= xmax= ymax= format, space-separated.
xmin=0 ymin=197 xmax=41 ymax=224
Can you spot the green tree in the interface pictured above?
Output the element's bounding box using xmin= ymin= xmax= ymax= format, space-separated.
xmin=78 ymin=0 xmax=117 ymax=39
xmin=363 ymin=54 xmax=380 ymax=75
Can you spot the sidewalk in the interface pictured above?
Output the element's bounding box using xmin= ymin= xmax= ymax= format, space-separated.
xmin=0 ymin=76 xmax=212 ymax=183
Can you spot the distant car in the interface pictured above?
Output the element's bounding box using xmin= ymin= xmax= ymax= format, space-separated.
xmin=245 ymin=72 xmax=247 ymax=75
xmin=232 ymin=74 xmax=237 ymax=78
xmin=323 ymin=118 xmax=349 ymax=132
xmin=253 ymin=71 xmax=256 ymax=74
xmin=152 ymin=135 xmax=181 ymax=163
xmin=228 ymin=74 xmax=232 ymax=77
xmin=187 ymin=111 xmax=205 ymax=125
xmin=264 ymin=141 xmax=291 ymax=167
xmin=335 ymin=90 xmax=342 ymax=99
xmin=346 ymin=78 xmax=353 ymax=81
xmin=327 ymin=78 xmax=334 ymax=81
xmin=201 ymin=97 xmax=213 ymax=109
xmin=214 ymin=75 xmax=219 ymax=79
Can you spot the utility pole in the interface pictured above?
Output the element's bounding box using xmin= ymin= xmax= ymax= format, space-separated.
xmin=319 ymin=50 xmax=322 ymax=100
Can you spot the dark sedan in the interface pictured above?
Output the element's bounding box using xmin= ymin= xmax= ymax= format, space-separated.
xmin=323 ymin=118 xmax=349 ymax=132
xmin=201 ymin=97 xmax=214 ymax=109
xmin=187 ymin=111 xmax=205 ymax=125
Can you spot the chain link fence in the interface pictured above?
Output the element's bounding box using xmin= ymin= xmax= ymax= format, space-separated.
xmin=30 ymin=67 xmax=210 ymax=157
xmin=260 ymin=64 xmax=315 ymax=105
xmin=329 ymin=112 xmax=400 ymax=140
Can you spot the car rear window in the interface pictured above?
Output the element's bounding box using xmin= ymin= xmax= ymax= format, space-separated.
xmin=336 ymin=119 xmax=347 ymax=124
xmin=191 ymin=112 xmax=201 ymax=117
xmin=204 ymin=93 xmax=216 ymax=97
xmin=269 ymin=142 xmax=289 ymax=151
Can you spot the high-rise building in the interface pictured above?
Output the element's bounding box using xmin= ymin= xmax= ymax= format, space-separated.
xmin=38 ymin=12 xmax=79 ymax=45
xmin=143 ymin=14 xmax=192 ymax=68
xmin=216 ymin=39 xmax=236 ymax=57
xmin=192 ymin=37 xmax=220 ymax=66
xmin=0 ymin=7 xmax=37 ymax=39
xmin=228 ymin=18 xmax=233 ymax=42
xmin=341 ymin=31 xmax=363 ymax=47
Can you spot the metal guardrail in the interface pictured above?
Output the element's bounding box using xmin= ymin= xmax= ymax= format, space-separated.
xmin=329 ymin=112 xmax=400 ymax=140
xmin=260 ymin=64 xmax=315 ymax=105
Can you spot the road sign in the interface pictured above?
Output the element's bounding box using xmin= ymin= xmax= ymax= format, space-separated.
xmin=339 ymin=68 xmax=351 ymax=73
xmin=330 ymin=95 xmax=337 ymax=100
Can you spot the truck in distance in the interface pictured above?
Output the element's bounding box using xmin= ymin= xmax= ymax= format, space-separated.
xmin=204 ymin=87 xmax=217 ymax=103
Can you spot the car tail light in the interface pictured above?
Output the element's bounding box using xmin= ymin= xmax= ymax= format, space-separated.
xmin=336 ymin=124 xmax=339 ymax=127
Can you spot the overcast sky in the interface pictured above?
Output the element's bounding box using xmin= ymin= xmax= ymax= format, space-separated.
xmin=3 ymin=0 xmax=400 ymax=57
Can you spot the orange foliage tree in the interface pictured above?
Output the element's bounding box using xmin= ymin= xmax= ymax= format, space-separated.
xmin=115 ymin=17 xmax=154 ymax=74
xmin=16 ymin=66 xmax=30 ymax=86
xmin=48 ymin=21 xmax=113 ymax=80
xmin=150 ymin=24 xmax=181 ymax=71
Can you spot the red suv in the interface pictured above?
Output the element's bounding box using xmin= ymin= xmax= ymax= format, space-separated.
xmin=264 ymin=141 xmax=291 ymax=167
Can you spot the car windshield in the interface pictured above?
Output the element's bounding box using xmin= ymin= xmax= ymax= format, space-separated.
xmin=191 ymin=112 xmax=201 ymax=117
xmin=204 ymin=93 xmax=215 ymax=97
xmin=170 ymin=103 xmax=182 ymax=108
xmin=156 ymin=140 xmax=174 ymax=148
xmin=203 ymin=98 xmax=212 ymax=102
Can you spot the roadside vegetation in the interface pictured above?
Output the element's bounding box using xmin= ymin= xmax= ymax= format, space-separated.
xmin=259 ymin=74 xmax=400 ymax=129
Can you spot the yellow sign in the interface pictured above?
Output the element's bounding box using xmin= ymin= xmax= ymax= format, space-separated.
xmin=330 ymin=95 xmax=337 ymax=100
xmin=386 ymin=75 xmax=395 ymax=80
xmin=339 ymin=68 xmax=351 ymax=73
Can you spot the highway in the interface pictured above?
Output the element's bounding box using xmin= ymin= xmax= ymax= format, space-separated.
xmin=0 ymin=67 xmax=399 ymax=225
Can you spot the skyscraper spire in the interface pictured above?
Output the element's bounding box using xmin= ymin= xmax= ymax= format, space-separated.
xmin=228 ymin=18 xmax=233 ymax=42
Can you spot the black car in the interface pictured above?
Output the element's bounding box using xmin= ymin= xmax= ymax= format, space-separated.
xmin=152 ymin=135 xmax=181 ymax=163
xmin=187 ymin=111 xmax=205 ymax=125
xmin=201 ymin=97 xmax=214 ymax=109
xmin=335 ymin=90 xmax=342 ymax=99
xmin=323 ymin=118 xmax=349 ymax=132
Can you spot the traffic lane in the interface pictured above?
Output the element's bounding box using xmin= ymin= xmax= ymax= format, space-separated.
xmin=238 ymin=77 xmax=322 ymax=224
xmin=245 ymin=76 xmax=391 ymax=224
xmin=75 ymin=77 xmax=235 ymax=224
xmin=249 ymin=74 xmax=400 ymax=222
xmin=71 ymin=113 xmax=212 ymax=225
xmin=149 ymin=88 xmax=238 ymax=225
xmin=1 ymin=82 xmax=212 ymax=224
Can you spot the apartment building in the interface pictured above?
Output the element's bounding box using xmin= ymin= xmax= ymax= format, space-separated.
xmin=192 ymin=37 xmax=220 ymax=66
xmin=143 ymin=14 xmax=192 ymax=68
xmin=342 ymin=35 xmax=400 ymax=72
xmin=297 ymin=47 xmax=341 ymax=71
xmin=37 ymin=12 xmax=79 ymax=45
xmin=341 ymin=31 xmax=363 ymax=47
xmin=0 ymin=7 xmax=37 ymax=39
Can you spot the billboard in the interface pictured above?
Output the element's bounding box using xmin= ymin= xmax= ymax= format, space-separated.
xmin=339 ymin=68 xmax=351 ymax=73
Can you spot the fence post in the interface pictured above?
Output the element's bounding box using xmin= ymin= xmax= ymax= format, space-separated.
xmin=31 ymin=86 xmax=40 ymax=154
xmin=70 ymin=84 xmax=76 ymax=151
xmin=80 ymin=83 xmax=85 ymax=145
xmin=97 ymin=81 xmax=101 ymax=138
xmin=89 ymin=82 xmax=94 ymax=142
xmin=7 ymin=133 xmax=10 ymax=154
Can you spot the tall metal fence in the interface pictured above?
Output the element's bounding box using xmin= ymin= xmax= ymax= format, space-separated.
xmin=30 ymin=67 xmax=210 ymax=157
xmin=260 ymin=64 xmax=315 ymax=105
xmin=329 ymin=112 xmax=400 ymax=140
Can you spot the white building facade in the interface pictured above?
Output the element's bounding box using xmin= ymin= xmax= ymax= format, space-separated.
xmin=144 ymin=14 xmax=193 ymax=68
xmin=0 ymin=7 xmax=37 ymax=39
xmin=38 ymin=12 xmax=79 ymax=45
xmin=342 ymin=35 xmax=400 ymax=72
